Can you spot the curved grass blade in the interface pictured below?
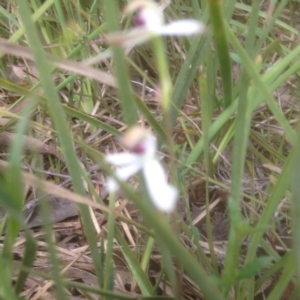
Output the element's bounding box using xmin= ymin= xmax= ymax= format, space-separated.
xmin=16 ymin=0 xmax=103 ymax=293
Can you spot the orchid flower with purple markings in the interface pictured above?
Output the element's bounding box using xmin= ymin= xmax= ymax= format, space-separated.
xmin=106 ymin=0 xmax=205 ymax=47
xmin=105 ymin=126 xmax=177 ymax=212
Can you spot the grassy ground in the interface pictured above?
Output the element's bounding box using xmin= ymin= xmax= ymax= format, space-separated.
xmin=0 ymin=0 xmax=300 ymax=299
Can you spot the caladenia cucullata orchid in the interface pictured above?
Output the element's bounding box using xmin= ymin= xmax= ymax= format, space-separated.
xmin=106 ymin=0 xmax=205 ymax=47
xmin=105 ymin=126 xmax=177 ymax=212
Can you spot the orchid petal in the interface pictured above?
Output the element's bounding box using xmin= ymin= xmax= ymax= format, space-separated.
xmin=116 ymin=162 xmax=143 ymax=180
xmin=107 ymin=177 xmax=119 ymax=192
xmin=137 ymin=134 xmax=156 ymax=157
xmin=142 ymin=159 xmax=177 ymax=212
xmin=158 ymin=20 xmax=205 ymax=36
xmin=107 ymin=160 xmax=143 ymax=192
xmin=106 ymin=153 xmax=140 ymax=167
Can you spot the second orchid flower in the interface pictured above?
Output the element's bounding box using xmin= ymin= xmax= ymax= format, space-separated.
xmin=106 ymin=0 xmax=205 ymax=47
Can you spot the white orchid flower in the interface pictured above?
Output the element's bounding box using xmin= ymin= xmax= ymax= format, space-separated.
xmin=106 ymin=0 xmax=205 ymax=47
xmin=105 ymin=126 xmax=177 ymax=212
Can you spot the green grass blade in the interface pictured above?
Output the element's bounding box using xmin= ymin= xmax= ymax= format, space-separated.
xmin=292 ymin=121 xmax=300 ymax=279
xmin=16 ymin=0 xmax=103 ymax=289
xmin=225 ymin=23 xmax=296 ymax=144
xmin=15 ymin=231 xmax=37 ymax=294
xmin=104 ymin=193 xmax=116 ymax=295
xmin=0 ymin=5 xmax=19 ymax=27
xmin=0 ymin=256 xmax=21 ymax=300
xmin=1 ymin=103 xmax=32 ymax=281
xmin=208 ymin=0 xmax=232 ymax=107
xmin=115 ymin=230 xmax=153 ymax=296
xmin=244 ymin=0 xmax=260 ymax=58
xmin=167 ymin=29 xmax=211 ymax=127
xmin=38 ymin=195 xmax=68 ymax=300
xmin=103 ymin=0 xmax=137 ymax=126
xmin=254 ymin=252 xmax=291 ymax=293
xmin=198 ymin=68 xmax=218 ymax=273
xmin=222 ymin=71 xmax=252 ymax=293
xmin=245 ymin=150 xmax=294 ymax=263
xmin=266 ymin=251 xmax=296 ymax=300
